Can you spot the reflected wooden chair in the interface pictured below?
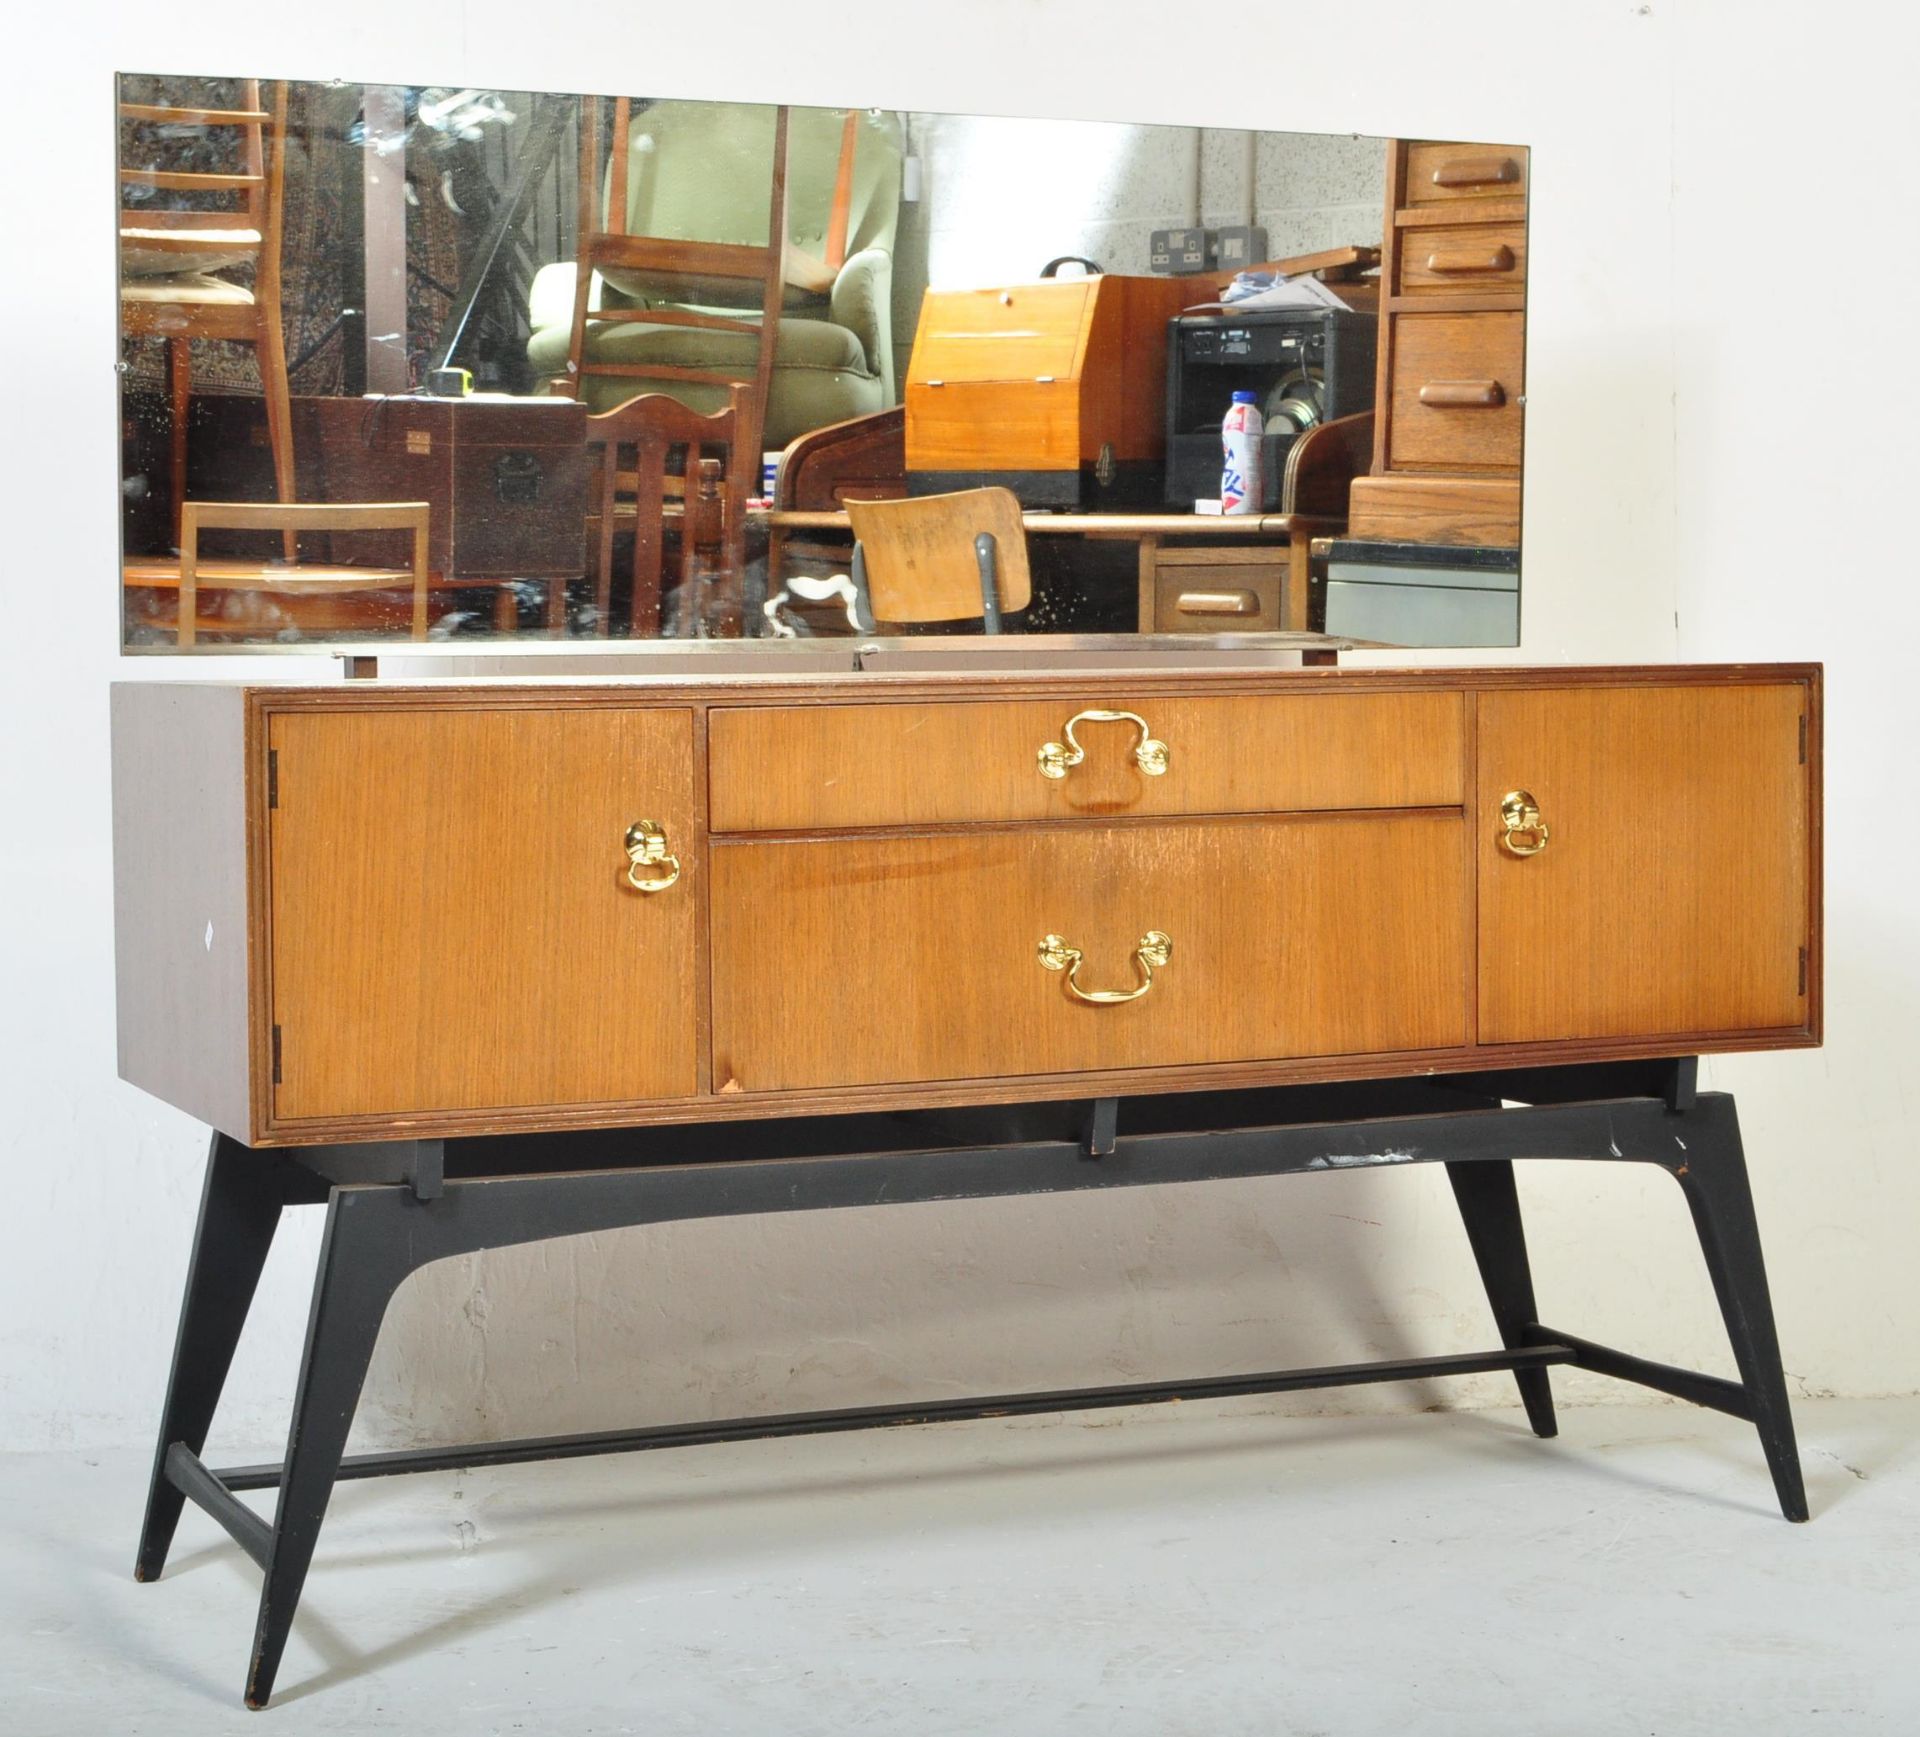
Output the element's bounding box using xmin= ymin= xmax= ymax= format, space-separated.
xmin=583 ymin=388 xmax=752 ymax=636
xmin=119 ymin=80 xmax=295 ymax=556
xmin=565 ymin=99 xmax=791 ymax=474
xmin=1283 ymin=409 xmax=1376 ymax=629
xmin=841 ymin=487 xmax=1032 ymax=633
xmin=121 ymin=501 xmax=431 ymax=646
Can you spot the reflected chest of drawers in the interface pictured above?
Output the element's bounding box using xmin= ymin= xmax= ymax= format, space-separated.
xmin=113 ymin=663 xmax=1823 ymax=1707
xmin=1351 ymin=137 xmax=1530 ymax=547
xmin=113 ymin=664 xmax=1819 ymax=1144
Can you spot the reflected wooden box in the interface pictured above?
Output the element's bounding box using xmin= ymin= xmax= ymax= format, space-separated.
xmin=904 ymin=275 xmax=1198 ymax=507
xmin=310 ymin=394 xmax=589 ymax=577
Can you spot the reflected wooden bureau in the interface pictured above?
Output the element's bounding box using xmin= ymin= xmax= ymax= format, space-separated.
xmin=112 ymin=664 xmax=1820 ymax=1146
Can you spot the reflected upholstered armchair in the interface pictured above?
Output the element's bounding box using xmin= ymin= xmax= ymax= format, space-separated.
xmin=528 ymin=102 xmax=903 ymax=446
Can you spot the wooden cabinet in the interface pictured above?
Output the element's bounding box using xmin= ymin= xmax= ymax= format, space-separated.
xmin=710 ymin=814 xmax=1469 ymax=1092
xmin=709 ymin=690 xmax=1463 ymax=830
xmin=110 ymin=667 xmax=1819 ymax=1145
xmin=267 ymin=706 xmax=699 ymax=1122
xmin=1401 ymin=142 xmax=1529 ymax=208
xmin=1477 ymin=683 xmax=1813 ymax=1045
xmin=1385 ymin=312 xmax=1527 ymax=471
xmin=1352 ymin=138 xmax=1530 ymax=548
xmin=1147 ymin=553 xmax=1288 ymax=634
xmin=903 ymin=274 xmax=1196 ymax=501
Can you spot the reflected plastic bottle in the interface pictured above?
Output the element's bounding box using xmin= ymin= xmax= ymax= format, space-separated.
xmin=1222 ymin=390 xmax=1264 ymax=516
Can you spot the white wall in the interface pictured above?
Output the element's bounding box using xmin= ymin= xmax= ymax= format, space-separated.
xmin=4 ymin=0 xmax=1913 ymax=1460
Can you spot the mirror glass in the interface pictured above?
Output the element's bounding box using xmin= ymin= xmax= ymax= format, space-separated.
xmin=117 ymin=76 xmax=1526 ymax=652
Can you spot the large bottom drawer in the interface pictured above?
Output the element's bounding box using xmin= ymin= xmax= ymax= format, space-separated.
xmin=710 ymin=814 xmax=1469 ymax=1093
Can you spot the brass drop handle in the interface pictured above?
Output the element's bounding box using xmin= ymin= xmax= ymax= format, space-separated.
xmin=1037 ymin=930 xmax=1173 ymax=1005
xmin=624 ymin=819 xmax=681 ymax=892
xmin=1497 ymin=789 xmax=1550 ymax=858
xmin=1037 ymin=709 xmax=1169 ymax=780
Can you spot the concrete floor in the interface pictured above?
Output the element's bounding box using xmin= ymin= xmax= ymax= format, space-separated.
xmin=3 ymin=1394 xmax=1916 ymax=1735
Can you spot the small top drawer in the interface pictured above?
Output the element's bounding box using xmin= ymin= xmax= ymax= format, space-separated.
xmin=709 ymin=690 xmax=1464 ymax=831
xmin=1403 ymin=142 xmax=1528 ymax=207
xmin=1398 ymin=220 xmax=1528 ymax=296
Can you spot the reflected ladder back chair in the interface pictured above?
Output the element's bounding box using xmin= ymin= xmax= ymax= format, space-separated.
xmin=167 ymin=501 xmax=431 ymax=648
xmin=119 ymin=80 xmax=296 ymax=558
xmin=844 ymin=487 xmax=1032 ymax=633
xmin=584 ymin=388 xmax=752 ymax=637
xmin=566 ymin=99 xmax=791 ymax=471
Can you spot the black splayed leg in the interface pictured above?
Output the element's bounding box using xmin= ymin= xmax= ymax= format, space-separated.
xmin=135 ymin=1134 xmax=292 ymax=1583
xmin=245 ymin=1188 xmax=417 ymax=1709
xmin=1447 ymin=1159 xmax=1558 ymax=1438
xmin=1670 ymin=1103 xmax=1809 ymax=1522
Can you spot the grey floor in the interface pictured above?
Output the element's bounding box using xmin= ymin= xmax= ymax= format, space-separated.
xmin=4 ymin=1395 xmax=1916 ymax=1735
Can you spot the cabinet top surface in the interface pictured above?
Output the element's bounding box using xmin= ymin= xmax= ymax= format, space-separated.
xmin=117 ymin=661 xmax=1822 ymax=705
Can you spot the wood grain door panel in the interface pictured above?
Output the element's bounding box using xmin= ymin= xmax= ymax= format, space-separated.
xmin=710 ymin=814 xmax=1469 ymax=1093
xmin=268 ymin=706 xmax=698 ymax=1121
xmin=709 ymin=691 xmax=1464 ymax=832
xmin=1477 ymin=685 xmax=1811 ymax=1046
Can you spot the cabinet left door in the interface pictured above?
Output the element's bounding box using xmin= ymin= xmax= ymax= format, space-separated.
xmin=266 ymin=705 xmax=698 ymax=1128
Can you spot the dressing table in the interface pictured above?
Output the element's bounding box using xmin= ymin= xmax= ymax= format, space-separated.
xmin=114 ymin=658 xmax=1822 ymax=1706
xmin=114 ymin=74 xmax=1808 ymax=1712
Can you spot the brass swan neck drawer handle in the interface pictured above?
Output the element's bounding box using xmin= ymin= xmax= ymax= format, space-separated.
xmin=1497 ymin=789 xmax=1550 ymax=858
xmin=624 ymin=819 xmax=682 ymax=892
xmin=1037 ymin=709 xmax=1170 ymax=780
xmin=1037 ymin=930 xmax=1173 ymax=1005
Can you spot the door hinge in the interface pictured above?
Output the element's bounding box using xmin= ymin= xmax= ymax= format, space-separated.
xmin=1797 ymin=714 xmax=1807 ymax=765
xmin=271 ymin=1024 xmax=283 ymax=1084
xmin=267 ymin=748 xmax=279 ymax=809
xmin=1798 ymin=947 xmax=1808 ymax=997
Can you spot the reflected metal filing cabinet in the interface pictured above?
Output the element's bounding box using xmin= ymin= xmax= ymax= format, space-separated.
xmin=1323 ymin=538 xmax=1521 ymax=648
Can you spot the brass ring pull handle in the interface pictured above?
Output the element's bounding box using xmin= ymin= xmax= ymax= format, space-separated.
xmin=624 ymin=819 xmax=682 ymax=892
xmin=1497 ymin=789 xmax=1550 ymax=858
xmin=1037 ymin=930 xmax=1173 ymax=1005
xmin=1036 ymin=710 xmax=1170 ymax=780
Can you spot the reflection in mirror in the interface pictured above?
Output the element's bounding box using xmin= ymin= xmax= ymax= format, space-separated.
xmin=116 ymin=77 xmax=1526 ymax=653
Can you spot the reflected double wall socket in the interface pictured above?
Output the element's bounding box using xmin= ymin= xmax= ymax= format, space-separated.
xmin=1150 ymin=227 xmax=1209 ymax=274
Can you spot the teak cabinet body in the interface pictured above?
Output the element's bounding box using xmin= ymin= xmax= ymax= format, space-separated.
xmin=111 ymin=667 xmax=1820 ymax=1146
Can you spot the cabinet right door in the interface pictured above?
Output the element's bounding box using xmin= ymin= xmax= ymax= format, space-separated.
xmin=1477 ymin=681 xmax=1814 ymax=1047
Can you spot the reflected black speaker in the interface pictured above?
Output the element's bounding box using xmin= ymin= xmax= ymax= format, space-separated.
xmin=1164 ymin=308 xmax=1377 ymax=509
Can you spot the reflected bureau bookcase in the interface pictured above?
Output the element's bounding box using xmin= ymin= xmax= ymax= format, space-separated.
xmin=112 ymin=663 xmax=1823 ymax=1707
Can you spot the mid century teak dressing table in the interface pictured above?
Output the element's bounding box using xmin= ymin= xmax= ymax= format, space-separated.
xmin=114 ymin=660 xmax=1821 ymax=1707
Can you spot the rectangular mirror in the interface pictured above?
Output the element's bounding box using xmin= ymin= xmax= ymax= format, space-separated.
xmin=117 ymin=76 xmax=1526 ymax=653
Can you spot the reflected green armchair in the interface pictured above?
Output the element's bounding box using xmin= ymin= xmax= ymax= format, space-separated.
xmin=528 ymin=102 xmax=903 ymax=446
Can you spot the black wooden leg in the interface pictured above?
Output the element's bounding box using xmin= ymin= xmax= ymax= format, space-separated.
xmin=1446 ymin=1159 xmax=1558 ymax=1439
xmin=135 ymin=1134 xmax=290 ymax=1583
xmin=1670 ymin=1105 xmax=1809 ymax=1522
xmin=246 ymin=1188 xmax=418 ymax=1709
